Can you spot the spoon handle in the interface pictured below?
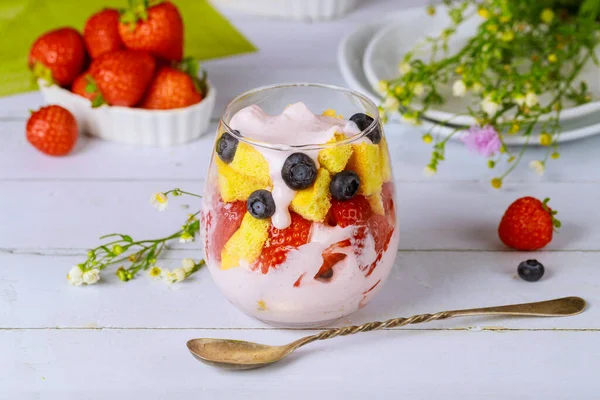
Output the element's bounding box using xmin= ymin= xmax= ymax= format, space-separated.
xmin=298 ymin=297 xmax=585 ymax=345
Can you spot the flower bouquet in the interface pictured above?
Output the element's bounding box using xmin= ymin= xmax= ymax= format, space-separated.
xmin=380 ymin=0 xmax=600 ymax=188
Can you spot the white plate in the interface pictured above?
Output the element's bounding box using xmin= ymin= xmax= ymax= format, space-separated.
xmin=363 ymin=7 xmax=600 ymax=127
xmin=337 ymin=11 xmax=600 ymax=145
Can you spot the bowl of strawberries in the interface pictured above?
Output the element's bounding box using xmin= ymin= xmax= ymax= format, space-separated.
xmin=29 ymin=1 xmax=215 ymax=147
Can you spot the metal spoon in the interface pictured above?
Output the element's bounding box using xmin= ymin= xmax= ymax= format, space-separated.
xmin=187 ymin=296 xmax=586 ymax=370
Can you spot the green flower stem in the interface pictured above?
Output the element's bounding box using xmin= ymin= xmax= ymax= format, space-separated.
xmin=77 ymin=189 xmax=204 ymax=283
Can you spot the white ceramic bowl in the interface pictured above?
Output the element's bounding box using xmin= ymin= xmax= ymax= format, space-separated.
xmin=214 ymin=0 xmax=359 ymax=21
xmin=39 ymin=80 xmax=216 ymax=147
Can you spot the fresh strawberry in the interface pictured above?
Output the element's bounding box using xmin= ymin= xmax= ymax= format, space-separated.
xmin=139 ymin=63 xmax=204 ymax=110
xmin=256 ymin=212 xmax=312 ymax=274
xmin=208 ymin=197 xmax=246 ymax=262
xmin=89 ymin=50 xmax=155 ymax=107
xmin=498 ymin=197 xmax=561 ymax=251
xmin=84 ymin=9 xmax=123 ymax=59
xmin=368 ymin=215 xmax=394 ymax=255
xmin=29 ymin=27 xmax=86 ymax=87
xmin=26 ymin=105 xmax=78 ymax=156
xmin=329 ymin=196 xmax=373 ymax=227
xmin=118 ymin=1 xmax=184 ymax=62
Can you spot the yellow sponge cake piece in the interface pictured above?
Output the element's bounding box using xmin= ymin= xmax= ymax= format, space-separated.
xmin=290 ymin=168 xmax=332 ymax=222
xmin=379 ymin=138 xmax=393 ymax=182
xmin=318 ymin=132 xmax=353 ymax=174
xmin=221 ymin=212 xmax=269 ymax=270
xmin=216 ymin=158 xmax=269 ymax=202
xmin=346 ymin=142 xmax=383 ymax=196
xmin=229 ymin=142 xmax=271 ymax=187
xmin=367 ymin=191 xmax=385 ymax=215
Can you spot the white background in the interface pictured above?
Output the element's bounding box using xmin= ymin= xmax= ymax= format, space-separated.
xmin=1 ymin=0 xmax=599 ymax=398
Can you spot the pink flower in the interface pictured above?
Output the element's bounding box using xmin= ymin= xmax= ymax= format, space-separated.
xmin=461 ymin=125 xmax=501 ymax=157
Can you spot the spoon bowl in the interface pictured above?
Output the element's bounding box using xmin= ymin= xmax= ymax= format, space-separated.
xmin=186 ymin=338 xmax=304 ymax=370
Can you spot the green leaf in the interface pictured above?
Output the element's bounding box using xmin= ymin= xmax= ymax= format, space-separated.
xmin=121 ymin=235 xmax=133 ymax=243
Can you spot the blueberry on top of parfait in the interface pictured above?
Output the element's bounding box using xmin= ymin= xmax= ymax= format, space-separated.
xmin=281 ymin=153 xmax=317 ymax=190
xmin=247 ymin=190 xmax=276 ymax=219
xmin=330 ymin=171 xmax=360 ymax=201
xmin=350 ymin=113 xmax=381 ymax=144
xmin=216 ymin=130 xmax=239 ymax=163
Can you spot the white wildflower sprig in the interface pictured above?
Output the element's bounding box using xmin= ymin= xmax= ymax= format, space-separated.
xmin=70 ymin=188 xmax=204 ymax=286
xmin=151 ymin=259 xmax=205 ymax=284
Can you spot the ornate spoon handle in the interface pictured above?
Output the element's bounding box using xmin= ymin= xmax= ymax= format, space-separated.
xmin=294 ymin=296 xmax=585 ymax=346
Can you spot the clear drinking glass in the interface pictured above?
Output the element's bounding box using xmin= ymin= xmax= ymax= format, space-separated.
xmin=201 ymin=83 xmax=399 ymax=327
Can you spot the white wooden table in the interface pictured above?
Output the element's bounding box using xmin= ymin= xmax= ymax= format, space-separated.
xmin=2 ymin=1 xmax=600 ymax=398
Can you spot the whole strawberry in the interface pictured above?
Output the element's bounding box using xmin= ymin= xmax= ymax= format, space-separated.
xmin=118 ymin=1 xmax=183 ymax=62
xmin=140 ymin=61 xmax=205 ymax=109
xmin=29 ymin=27 xmax=86 ymax=86
xmin=89 ymin=50 xmax=156 ymax=107
xmin=498 ymin=197 xmax=561 ymax=251
xmin=84 ymin=8 xmax=123 ymax=59
xmin=26 ymin=105 xmax=78 ymax=156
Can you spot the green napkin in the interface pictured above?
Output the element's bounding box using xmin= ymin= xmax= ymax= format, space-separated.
xmin=0 ymin=0 xmax=256 ymax=97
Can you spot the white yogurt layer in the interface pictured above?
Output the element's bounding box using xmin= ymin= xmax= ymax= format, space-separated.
xmin=206 ymin=225 xmax=400 ymax=327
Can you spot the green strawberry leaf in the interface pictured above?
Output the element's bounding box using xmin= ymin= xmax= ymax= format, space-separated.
xmin=177 ymin=58 xmax=208 ymax=97
xmin=32 ymin=62 xmax=55 ymax=86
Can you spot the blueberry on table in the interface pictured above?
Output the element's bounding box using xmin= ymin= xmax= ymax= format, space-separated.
xmin=517 ymin=259 xmax=545 ymax=282
xmin=330 ymin=171 xmax=360 ymax=201
xmin=350 ymin=113 xmax=381 ymax=144
xmin=216 ymin=131 xmax=239 ymax=163
xmin=247 ymin=190 xmax=276 ymax=219
xmin=281 ymin=153 xmax=317 ymax=190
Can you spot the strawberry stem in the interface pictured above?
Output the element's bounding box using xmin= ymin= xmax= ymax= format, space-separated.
xmin=120 ymin=0 xmax=151 ymax=30
xmin=31 ymin=62 xmax=55 ymax=86
xmin=542 ymin=197 xmax=562 ymax=230
xmin=85 ymin=75 xmax=106 ymax=108
xmin=176 ymin=57 xmax=208 ymax=97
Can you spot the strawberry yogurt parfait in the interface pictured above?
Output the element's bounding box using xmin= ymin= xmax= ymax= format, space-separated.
xmin=202 ymin=84 xmax=399 ymax=327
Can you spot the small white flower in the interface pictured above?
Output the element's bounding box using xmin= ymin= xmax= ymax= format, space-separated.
xmin=148 ymin=266 xmax=162 ymax=280
xmin=179 ymin=232 xmax=194 ymax=243
xmin=471 ymin=83 xmax=483 ymax=94
xmin=161 ymin=268 xmax=178 ymax=284
xmin=514 ymin=94 xmax=526 ymax=106
xmin=173 ymin=268 xmax=186 ymax=282
xmin=82 ymin=269 xmax=101 ymax=285
xmin=182 ymin=258 xmax=195 ymax=273
xmin=399 ymin=62 xmax=412 ymax=75
xmin=67 ymin=266 xmax=84 ymax=286
xmin=413 ymin=83 xmax=425 ymax=96
xmin=529 ymin=160 xmax=545 ymax=175
xmin=424 ymin=166 xmax=437 ymax=177
xmin=481 ymin=96 xmax=500 ymax=116
xmin=452 ymin=80 xmax=467 ymax=97
xmin=150 ymin=192 xmax=168 ymax=211
xmin=525 ymin=92 xmax=539 ymax=107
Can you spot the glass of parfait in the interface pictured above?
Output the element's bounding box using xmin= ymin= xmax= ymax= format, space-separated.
xmin=201 ymin=83 xmax=399 ymax=327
